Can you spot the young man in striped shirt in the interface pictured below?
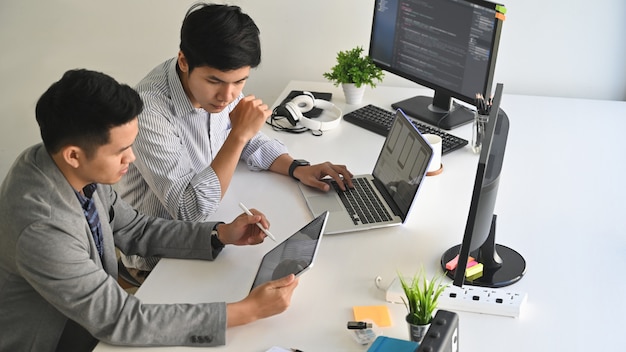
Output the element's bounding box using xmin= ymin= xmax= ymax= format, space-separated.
xmin=116 ymin=3 xmax=354 ymax=278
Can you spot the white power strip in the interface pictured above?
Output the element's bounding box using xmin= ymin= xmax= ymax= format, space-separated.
xmin=385 ymin=277 xmax=527 ymax=318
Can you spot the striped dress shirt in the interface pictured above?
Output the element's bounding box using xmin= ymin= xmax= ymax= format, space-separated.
xmin=117 ymin=58 xmax=288 ymax=270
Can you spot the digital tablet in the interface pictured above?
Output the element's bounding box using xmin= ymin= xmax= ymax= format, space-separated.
xmin=250 ymin=211 xmax=329 ymax=291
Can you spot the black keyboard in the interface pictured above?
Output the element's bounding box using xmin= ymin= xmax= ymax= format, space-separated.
xmin=343 ymin=104 xmax=468 ymax=155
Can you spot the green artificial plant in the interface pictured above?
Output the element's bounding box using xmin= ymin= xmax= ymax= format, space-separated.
xmin=398 ymin=268 xmax=448 ymax=325
xmin=322 ymin=46 xmax=384 ymax=88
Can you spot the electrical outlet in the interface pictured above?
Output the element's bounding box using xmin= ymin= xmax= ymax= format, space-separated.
xmin=385 ymin=277 xmax=527 ymax=318
xmin=437 ymin=285 xmax=527 ymax=318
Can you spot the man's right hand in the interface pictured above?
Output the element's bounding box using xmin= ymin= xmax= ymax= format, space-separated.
xmin=229 ymin=95 xmax=271 ymax=142
xmin=211 ymin=95 xmax=272 ymax=197
xmin=226 ymin=274 xmax=299 ymax=327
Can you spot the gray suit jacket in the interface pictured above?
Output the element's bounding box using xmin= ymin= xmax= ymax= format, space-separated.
xmin=0 ymin=145 xmax=228 ymax=351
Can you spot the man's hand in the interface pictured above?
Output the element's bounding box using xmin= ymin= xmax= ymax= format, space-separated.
xmin=226 ymin=274 xmax=299 ymax=327
xmin=229 ymin=95 xmax=271 ymax=142
xmin=216 ymin=208 xmax=271 ymax=245
xmin=294 ymin=161 xmax=354 ymax=191
xmin=212 ymin=96 xmax=271 ymax=197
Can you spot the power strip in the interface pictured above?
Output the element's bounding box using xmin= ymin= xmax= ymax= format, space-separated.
xmin=385 ymin=277 xmax=527 ymax=318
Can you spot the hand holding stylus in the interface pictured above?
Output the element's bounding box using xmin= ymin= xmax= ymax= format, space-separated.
xmin=238 ymin=202 xmax=277 ymax=242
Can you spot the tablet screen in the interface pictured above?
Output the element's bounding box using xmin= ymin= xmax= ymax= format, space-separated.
xmin=250 ymin=212 xmax=328 ymax=290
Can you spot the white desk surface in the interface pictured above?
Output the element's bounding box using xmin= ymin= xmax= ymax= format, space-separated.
xmin=96 ymin=81 xmax=626 ymax=351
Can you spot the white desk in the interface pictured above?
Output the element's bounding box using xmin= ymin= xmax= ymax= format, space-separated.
xmin=96 ymin=81 xmax=626 ymax=351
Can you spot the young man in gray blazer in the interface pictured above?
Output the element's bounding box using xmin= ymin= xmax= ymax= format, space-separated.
xmin=0 ymin=69 xmax=298 ymax=351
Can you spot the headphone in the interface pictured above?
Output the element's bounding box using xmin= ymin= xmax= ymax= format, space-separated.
xmin=271 ymin=91 xmax=342 ymax=133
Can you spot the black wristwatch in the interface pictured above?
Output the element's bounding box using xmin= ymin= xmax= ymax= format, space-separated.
xmin=288 ymin=159 xmax=310 ymax=182
xmin=210 ymin=222 xmax=225 ymax=257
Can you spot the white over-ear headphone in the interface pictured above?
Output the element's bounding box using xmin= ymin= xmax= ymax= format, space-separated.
xmin=273 ymin=91 xmax=342 ymax=132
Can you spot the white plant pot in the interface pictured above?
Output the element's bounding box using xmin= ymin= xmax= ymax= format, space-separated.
xmin=342 ymin=83 xmax=366 ymax=105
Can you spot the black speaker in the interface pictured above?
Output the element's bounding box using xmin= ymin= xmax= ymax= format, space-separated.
xmin=416 ymin=310 xmax=459 ymax=352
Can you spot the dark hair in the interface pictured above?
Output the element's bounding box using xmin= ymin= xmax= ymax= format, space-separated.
xmin=180 ymin=3 xmax=261 ymax=72
xmin=35 ymin=69 xmax=143 ymax=156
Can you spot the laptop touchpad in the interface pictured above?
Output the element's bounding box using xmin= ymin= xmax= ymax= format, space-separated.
xmin=306 ymin=195 xmax=344 ymax=214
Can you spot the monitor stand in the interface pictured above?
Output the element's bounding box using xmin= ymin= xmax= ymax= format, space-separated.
xmin=440 ymin=215 xmax=527 ymax=288
xmin=391 ymin=96 xmax=474 ymax=130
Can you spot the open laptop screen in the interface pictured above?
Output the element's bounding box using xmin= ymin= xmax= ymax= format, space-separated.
xmin=372 ymin=110 xmax=432 ymax=219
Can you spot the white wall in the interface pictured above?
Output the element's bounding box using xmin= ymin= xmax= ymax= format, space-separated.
xmin=1 ymin=0 xmax=625 ymax=179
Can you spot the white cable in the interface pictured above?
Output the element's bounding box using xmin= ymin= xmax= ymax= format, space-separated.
xmin=374 ymin=276 xmax=387 ymax=291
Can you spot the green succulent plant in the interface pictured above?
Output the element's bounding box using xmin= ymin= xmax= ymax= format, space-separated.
xmin=322 ymin=46 xmax=384 ymax=88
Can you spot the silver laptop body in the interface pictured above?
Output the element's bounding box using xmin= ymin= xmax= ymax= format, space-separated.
xmin=298 ymin=109 xmax=433 ymax=234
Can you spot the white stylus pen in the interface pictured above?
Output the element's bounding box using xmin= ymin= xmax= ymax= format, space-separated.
xmin=238 ymin=202 xmax=277 ymax=242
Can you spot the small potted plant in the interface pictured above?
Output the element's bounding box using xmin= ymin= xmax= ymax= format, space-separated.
xmin=398 ymin=268 xmax=448 ymax=342
xmin=323 ymin=46 xmax=384 ymax=104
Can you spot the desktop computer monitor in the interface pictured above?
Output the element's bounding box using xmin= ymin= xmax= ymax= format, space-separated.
xmin=369 ymin=0 xmax=505 ymax=130
xmin=440 ymin=83 xmax=526 ymax=288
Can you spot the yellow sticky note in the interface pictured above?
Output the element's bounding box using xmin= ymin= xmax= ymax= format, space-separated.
xmin=465 ymin=263 xmax=484 ymax=277
xmin=353 ymin=305 xmax=392 ymax=327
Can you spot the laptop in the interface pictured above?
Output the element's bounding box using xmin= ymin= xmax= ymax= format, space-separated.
xmin=250 ymin=211 xmax=329 ymax=290
xmin=298 ymin=109 xmax=433 ymax=234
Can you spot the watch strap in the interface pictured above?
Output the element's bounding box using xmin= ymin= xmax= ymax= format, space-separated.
xmin=288 ymin=159 xmax=310 ymax=182
xmin=210 ymin=222 xmax=225 ymax=257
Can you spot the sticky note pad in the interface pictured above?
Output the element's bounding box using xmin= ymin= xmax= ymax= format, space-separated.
xmin=353 ymin=305 xmax=392 ymax=327
xmin=445 ymin=255 xmax=475 ymax=271
xmin=465 ymin=263 xmax=484 ymax=278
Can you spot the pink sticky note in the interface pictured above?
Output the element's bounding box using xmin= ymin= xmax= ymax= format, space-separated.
xmin=445 ymin=255 xmax=475 ymax=271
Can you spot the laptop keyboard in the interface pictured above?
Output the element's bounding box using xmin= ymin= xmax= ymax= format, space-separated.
xmin=343 ymin=104 xmax=469 ymax=155
xmin=331 ymin=177 xmax=392 ymax=225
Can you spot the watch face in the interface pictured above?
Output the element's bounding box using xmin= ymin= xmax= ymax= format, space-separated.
xmin=295 ymin=159 xmax=310 ymax=166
